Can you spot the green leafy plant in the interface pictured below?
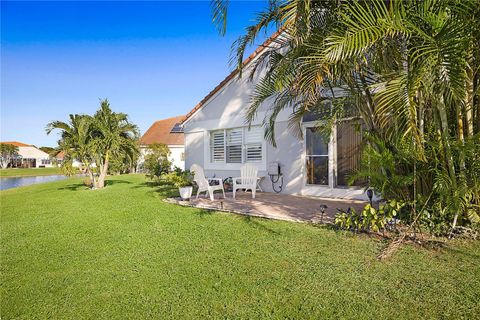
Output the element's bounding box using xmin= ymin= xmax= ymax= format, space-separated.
xmin=162 ymin=169 xmax=193 ymax=189
xmin=335 ymin=200 xmax=405 ymax=233
xmin=144 ymin=143 xmax=172 ymax=181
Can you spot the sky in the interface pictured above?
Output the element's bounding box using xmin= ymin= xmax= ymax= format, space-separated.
xmin=1 ymin=0 xmax=271 ymax=147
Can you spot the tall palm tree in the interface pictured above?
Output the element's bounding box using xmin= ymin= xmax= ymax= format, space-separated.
xmin=46 ymin=114 xmax=97 ymax=185
xmin=90 ymin=99 xmax=139 ymax=188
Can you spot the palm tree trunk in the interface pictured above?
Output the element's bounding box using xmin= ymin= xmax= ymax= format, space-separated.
xmin=437 ymin=97 xmax=460 ymax=228
xmin=96 ymin=156 xmax=109 ymax=188
xmin=465 ymin=50 xmax=474 ymax=137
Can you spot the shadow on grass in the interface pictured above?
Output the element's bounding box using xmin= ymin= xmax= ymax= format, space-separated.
xmin=241 ymin=215 xmax=280 ymax=235
xmin=132 ymin=180 xmax=179 ymax=198
xmin=194 ymin=208 xmax=214 ymax=218
xmin=105 ymin=179 xmax=133 ymax=186
xmin=58 ymin=179 xmax=132 ymax=191
xmin=57 ymin=183 xmax=87 ymax=191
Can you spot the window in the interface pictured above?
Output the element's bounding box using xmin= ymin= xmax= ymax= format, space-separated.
xmin=41 ymin=159 xmax=51 ymax=165
xmin=209 ymin=126 xmax=263 ymax=164
xmin=305 ymin=127 xmax=329 ymax=185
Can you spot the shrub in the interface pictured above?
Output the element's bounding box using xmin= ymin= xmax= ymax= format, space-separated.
xmin=162 ymin=169 xmax=193 ymax=188
xmin=144 ymin=143 xmax=172 ymax=180
xmin=334 ymin=200 xmax=405 ymax=233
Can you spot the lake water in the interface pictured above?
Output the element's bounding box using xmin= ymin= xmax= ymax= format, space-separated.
xmin=0 ymin=175 xmax=70 ymax=191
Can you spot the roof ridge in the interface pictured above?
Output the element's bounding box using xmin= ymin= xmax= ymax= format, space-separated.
xmin=182 ymin=29 xmax=284 ymax=124
xmin=152 ymin=115 xmax=185 ymax=124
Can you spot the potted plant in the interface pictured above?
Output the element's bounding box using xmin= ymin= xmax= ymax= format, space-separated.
xmin=163 ymin=169 xmax=194 ymax=200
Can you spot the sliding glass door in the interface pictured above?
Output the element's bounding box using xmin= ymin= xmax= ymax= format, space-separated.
xmin=304 ymin=120 xmax=363 ymax=187
xmin=305 ymin=127 xmax=329 ymax=185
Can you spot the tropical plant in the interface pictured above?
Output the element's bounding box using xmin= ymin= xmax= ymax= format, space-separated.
xmin=162 ymin=168 xmax=193 ymax=188
xmin=0 ymin=143 xmax=19 ymax=169
xmin=89 ymin=99 xmax=139 ymax=188
xmin=212 ymin=0 xmax=480 ymax=234
xmin=39 ymin=146 xmax=56 ymax=156
xmin=334 ymin=200 xmax=405 ymax=233
xmin=144 ymin=143 xmax=172 ymax=181
xmin=46 ymin=114 xmax=97 ymax=183
xmin=47 ymin=99 xmax=139 ymax=189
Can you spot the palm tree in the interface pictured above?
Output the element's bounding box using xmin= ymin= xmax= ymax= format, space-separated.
xmin=90 ymin=99 xmax=139 ymax=188
xmin=46 ymin=114 xmax=97 ymax=185
xmin=212 ymin=0 xmax=480 ymax=230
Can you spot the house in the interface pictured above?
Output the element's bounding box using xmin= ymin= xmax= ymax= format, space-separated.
xmin=182 ymin=32 xmax=368 ymax=201
xmin=139 ymin=115 xmax=185 ymax=170
xmin=55 ymin=151 xmax=83 ymax=168
xmin=1 ymin=141 xmax=53 ymax=168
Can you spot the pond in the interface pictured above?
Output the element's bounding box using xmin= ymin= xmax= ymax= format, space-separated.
xmin=0 ymin=175 xmax=70 ymax=191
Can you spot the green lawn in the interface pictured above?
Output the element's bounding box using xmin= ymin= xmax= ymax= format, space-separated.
xmin=0 ymin=167 xmax=62 ymax=177
xmin=1 ymin=174 xmax=479 ymax=319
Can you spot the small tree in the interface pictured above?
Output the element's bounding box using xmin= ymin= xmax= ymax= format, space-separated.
xmin=90 ymin=99 xmax=139 ymax=188
xmin=0 ymin=144 xmax=19 ymax=169
xmin=144 ymin=143 xmax=172 ymax=180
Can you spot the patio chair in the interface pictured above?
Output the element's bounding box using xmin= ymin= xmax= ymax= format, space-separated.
xmin=233 ymin=163 xmax=258 ymax=199
xmin=190 ymin=164 xmax=225 ymax=201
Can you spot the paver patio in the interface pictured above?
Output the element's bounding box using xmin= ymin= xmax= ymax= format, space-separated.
xmin=167 ymin=191 xmax=367 ymax=223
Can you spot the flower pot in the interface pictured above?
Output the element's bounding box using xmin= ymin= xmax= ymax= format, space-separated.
xmin=179 ymin=186 xmax=193 ymax=200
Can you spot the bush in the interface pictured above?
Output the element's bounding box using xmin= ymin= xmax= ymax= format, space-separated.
xmin=144 ymin=143 xmax=172 ymax=180
xmin=162 ymin=169 xmax=193 ymax=188
xmin=334 ymin=200 xmax=405 ymax=233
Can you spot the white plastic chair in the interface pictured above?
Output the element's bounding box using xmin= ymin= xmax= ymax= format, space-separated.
xmin=233 ymin=163 xmax=258 ymax=199
xmin=190 ymin=164 xmax=225 ymax=201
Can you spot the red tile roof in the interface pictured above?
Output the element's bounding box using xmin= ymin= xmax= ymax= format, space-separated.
xmin=139 ymin=115 xmax=185 ymax=146
xmin=0 ymin=141 xmax=31 ymax=147
xmin=56 ymin=151 xmax=65 ymax=160
xmin=182 ymin=29 xmax=284 ymax=124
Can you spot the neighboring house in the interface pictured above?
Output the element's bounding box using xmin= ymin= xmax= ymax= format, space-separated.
xmin=182 ymin=31 xmax=368 ymax=201
xmin=55 ymin=151 xmax=83 ymax=168
xmin=0 ymin=141 xmax=53 ymax=168
xmin=139 ymin=115 xmax=185 ymax=170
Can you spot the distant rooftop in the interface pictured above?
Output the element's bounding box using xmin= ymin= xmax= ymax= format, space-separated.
xmin=0 ymin=141 xmax=32 ymax=147
xmin=139 ymin=115 xmax=185 ymax=146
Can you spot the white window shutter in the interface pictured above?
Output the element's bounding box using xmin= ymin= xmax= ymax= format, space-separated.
xmin=226 ymin=128 xmax=243 ymax=163
xmin=210 ymin=130 xmax=225 ymax=162
xmin=245 ymin=126 xmax=263 ymax=162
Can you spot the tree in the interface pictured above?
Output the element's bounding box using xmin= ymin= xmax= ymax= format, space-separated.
xmin=46 ymin=114 xmax=97 ymax=184
xmin=90 ymin=99 xmax=139 ymax=188
xmin=47 ymin=100 xmax=139 ymax=189
xmin=212 ymin=0 xmax=480 ymax=233
xmin=39 ymin=146 xmax=56 ymax=156
xmin=144 ymin=143 xmax=172 ymax=180
xmin=0 ymin=144 xmax=19 ymax=169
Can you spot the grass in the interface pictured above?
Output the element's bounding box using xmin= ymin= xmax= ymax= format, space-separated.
xmin=1 ymin=174 xmax=479 ymax=319
xmin=0 ymin=167 xmax=63 ymax=177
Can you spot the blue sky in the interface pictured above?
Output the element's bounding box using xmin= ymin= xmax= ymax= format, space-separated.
xmin=1 ymin=0 xmax=271 ymax=147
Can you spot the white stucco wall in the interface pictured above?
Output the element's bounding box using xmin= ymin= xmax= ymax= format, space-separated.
xmin=17 ymin=146 xmax=53 ymax=168
xmin=183 ymin=52 xmax=370 ymax=201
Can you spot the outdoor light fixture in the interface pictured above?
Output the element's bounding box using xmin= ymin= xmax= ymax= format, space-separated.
xmin=366 ymin=188 xmax=374 ymax=206
xmin=319 ymin=204 xmax=328 ymax=223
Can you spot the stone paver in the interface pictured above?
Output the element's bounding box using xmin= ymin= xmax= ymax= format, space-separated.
xmin=167 ymin=191 xmax=367 ymax=224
